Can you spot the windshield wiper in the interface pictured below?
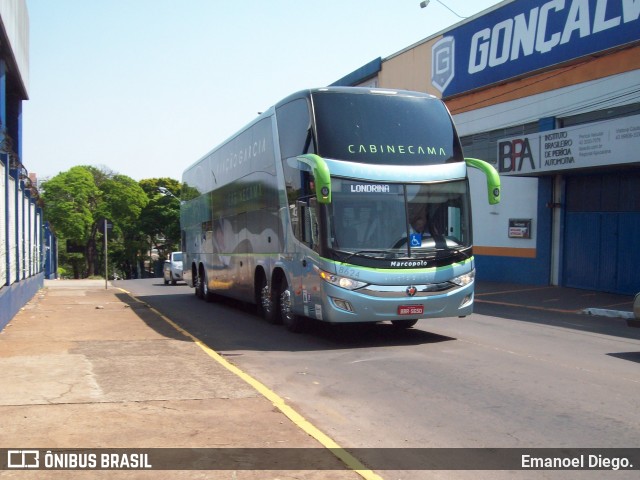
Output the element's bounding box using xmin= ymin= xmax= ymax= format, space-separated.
xmin=332 ymin=246 xmax=470 ymax=264
xmin=335 ymin=249 xmax=386 ymax=264
xmin=432 ymin=246 xmax=471 ymax=260
xmin=405 ymin=245 xmax=471 ymax=261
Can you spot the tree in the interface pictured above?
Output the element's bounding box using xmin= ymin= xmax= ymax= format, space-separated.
xmin=138 ymin=178 xmax=182 ymax=263
xmin=41 ymin=166 xmax=148 ymax=278
xmin=41 ymin=167 xmax=101 ymax=278
xmin=99 ymin=172 xmax=149 ymax=279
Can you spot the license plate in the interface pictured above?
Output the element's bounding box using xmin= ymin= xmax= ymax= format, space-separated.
xmin=398 ymin=305 xmax=424 ymax=315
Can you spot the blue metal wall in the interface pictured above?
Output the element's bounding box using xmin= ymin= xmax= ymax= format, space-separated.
xmin=562 ymin=172 xmax=640 ymax=295
xmin=0 ymin=1 xmax=47 ymax=330
xmin=1 ymin=151 xmax=46 ymax=331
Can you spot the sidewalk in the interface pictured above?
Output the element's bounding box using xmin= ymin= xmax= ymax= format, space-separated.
xmin=0 ymin=280 xmax=637 ymax=478
xmin=0 ymin=280 xmax=363 ymax=479
xmin=475 ymin=281 xmax=636 ymax=319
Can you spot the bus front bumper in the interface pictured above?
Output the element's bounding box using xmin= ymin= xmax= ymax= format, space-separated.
xmin=315 ymin=280 xmax=475 ymax=324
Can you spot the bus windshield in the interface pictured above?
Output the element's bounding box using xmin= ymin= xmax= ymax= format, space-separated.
xmin=312 ymin=91 xmax=463 ymax=165
xmin=327 ymin=178 xmax=471 ymax=259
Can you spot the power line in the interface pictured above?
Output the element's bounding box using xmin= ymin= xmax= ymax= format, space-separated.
xmin=419 ymin=1 xmax=468 ymax=19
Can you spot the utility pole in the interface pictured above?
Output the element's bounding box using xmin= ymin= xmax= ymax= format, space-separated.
xmin=104 ymin=218 xmax=108 ymax=290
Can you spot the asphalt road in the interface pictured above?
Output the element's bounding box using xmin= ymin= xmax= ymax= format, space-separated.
xmin=116 ymin=278 xmax=640 ymax=480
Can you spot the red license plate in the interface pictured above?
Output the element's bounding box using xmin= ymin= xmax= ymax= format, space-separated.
xmin=397 ymin=305 xmax=424 ymax=315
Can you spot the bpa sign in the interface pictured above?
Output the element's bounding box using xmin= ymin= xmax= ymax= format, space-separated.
xmin=497 ymin=138 xmax=536 ymax=174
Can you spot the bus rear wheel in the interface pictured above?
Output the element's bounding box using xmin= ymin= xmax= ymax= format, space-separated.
xmin=261 ymin=280 xmax=281 ymax=325
xmin=201 ymin=269 xmax=215 ymax=302
xmin=194 ymin=269 xmax=203 ymax=299
xmin=280 ymin=281 xmax=306 ymax=333
xmin=255 ymin=274 xmax=268 ymax=318
xmin=196 ymin=265 xmax=214 ymax=302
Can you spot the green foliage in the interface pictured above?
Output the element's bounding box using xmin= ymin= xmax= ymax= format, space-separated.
xmin=102 ymin=174 xmax=149 ymax=232
xmin=41 ymin=167 xmax=183 ymax=279
xmin=139 ymin=177 xmax=181 ymax=198
xmin=138 ymin=177 xmax=182 ymax=260
xmin=57 ymin=266 xmax=68 ymax=279
xmin=41 ymin=166 xmax=100 ymax=242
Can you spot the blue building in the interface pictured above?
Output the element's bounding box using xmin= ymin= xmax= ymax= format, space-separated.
xmin=333 ymin=0 xmax=640 ymax=296
xmin=0 ymin=0 xmax=48 ymax=330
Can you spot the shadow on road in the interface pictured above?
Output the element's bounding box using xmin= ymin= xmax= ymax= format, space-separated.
xmin=607 ymin=351 xmax=640 ymax=364
xmin=474 ymin=301 xmax=640 ymax=341
xmin=114 ymin=288 xmax=456 ymax=353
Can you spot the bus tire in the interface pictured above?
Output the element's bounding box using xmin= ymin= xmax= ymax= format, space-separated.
xmin=200 ymin=268 xmax=215 ymax=303
xmin=391 ymin=319 xmax=418 ymax=329
xmin=255 ymin=273 xmax=268 ymax=318
xmin=195 ymin=269 xmax=203 ymax=299
xmin=262 ymin=281 xmax=281 ymax=325
xmin=280 ymin=280 xmax=306 ymax=333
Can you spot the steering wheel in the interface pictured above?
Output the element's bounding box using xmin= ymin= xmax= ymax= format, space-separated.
xmin=392 ymin=237 xmax=408 ymax=249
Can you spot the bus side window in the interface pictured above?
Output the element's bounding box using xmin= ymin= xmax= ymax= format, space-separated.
xmin=295 ymin=199 xmax=319 ymax=252
xmin=292 ymin=173 xmax=320 ymax=252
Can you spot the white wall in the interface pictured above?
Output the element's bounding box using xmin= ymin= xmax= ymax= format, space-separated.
xmin=468 ymin=168 xmax=538 ymax=250
xmin=0 ymin=0 xmax=29 ymax=96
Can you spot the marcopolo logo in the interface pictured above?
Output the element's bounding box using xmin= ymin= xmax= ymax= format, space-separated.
xmin=431 ymin=36 xmax=455 ymax=94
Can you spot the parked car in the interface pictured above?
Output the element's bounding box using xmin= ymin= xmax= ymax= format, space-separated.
xmin=163 ymin=251 xmax=183 ymax=285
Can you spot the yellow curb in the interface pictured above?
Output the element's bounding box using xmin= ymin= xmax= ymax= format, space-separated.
xmin=116 ymin=287 xmax=383 ymax=480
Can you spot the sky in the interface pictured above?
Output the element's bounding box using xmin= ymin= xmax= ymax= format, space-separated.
xmin=23 ymin=0 xmax=504 ymax=183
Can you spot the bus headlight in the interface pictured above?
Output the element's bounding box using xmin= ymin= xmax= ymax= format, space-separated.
xmin=315 ymin=266 xmax=368 ymax=290
xmin=451 ymin=269 xmax=475 ymax=287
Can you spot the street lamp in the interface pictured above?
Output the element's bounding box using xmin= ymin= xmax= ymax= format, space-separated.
xmin=419 ymin=0 xmax=468 ymax=19
xmin=158 ymin=186 xmax=177 ymax=198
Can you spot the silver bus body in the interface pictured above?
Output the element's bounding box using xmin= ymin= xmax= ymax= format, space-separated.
xmin=181 ymin=87 xmax=499 ymax=330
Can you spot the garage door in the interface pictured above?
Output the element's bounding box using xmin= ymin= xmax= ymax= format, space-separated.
xmin=563 ymin=172 xmax=640 ymax=295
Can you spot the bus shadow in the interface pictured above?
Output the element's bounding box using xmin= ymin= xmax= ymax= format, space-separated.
xmin=474 ymin=302 xmax=640 ymax=341
xmin=117 ymin=291 xmax=456 ymax=352
xmin=304 ymin=320 xmax=454 ymax=348
xmin=114 ymin=292 xmax=191 ymax=341
xmin=607 ymin=352 xmax=640 ymax=364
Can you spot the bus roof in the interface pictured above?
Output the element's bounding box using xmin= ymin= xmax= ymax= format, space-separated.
xmin=275 ymin=86 xmax=439 ymax=108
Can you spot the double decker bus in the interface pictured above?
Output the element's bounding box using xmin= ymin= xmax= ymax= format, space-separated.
xmin=181 ymin=87 xmax=500 ymax=332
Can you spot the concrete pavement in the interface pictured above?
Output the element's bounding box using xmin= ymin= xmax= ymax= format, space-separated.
xmin=475 ymin=281 xmax=636 ymax=320
xmin=0 ymin=279 xmax=636 ymax=478
xmin=0 ymin=280 xmax=365 ymax=479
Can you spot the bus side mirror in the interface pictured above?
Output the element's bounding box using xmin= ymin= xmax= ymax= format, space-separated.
xmin=296 ymin=154 xmax=331 ymax=204
xmin=465 ymin=158 xmax=501 ymax=205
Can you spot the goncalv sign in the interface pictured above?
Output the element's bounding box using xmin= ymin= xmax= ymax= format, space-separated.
xmin=431 ymin=0 xmax=640 ymax=96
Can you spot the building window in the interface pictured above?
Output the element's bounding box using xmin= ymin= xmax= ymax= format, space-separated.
xmin=561 ymin=103 xmax=640 ymax=128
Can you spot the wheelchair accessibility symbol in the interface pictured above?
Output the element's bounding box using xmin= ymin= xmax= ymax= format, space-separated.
xmin=409 ymin=233 xmax=422 ymax=247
